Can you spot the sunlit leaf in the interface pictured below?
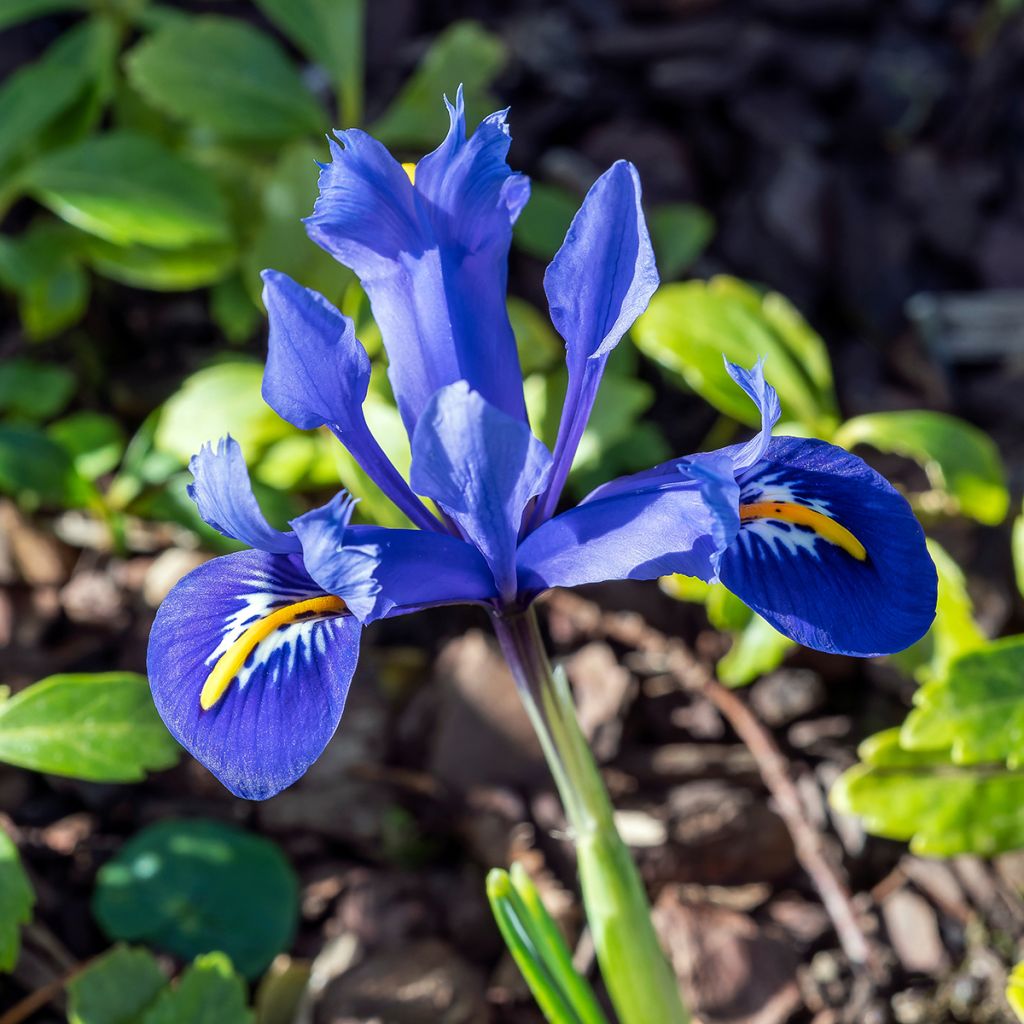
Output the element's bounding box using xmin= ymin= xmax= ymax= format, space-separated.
xmin=126 ymin=17 xmax=325 ymax=141
xmin=1012 ymin=502 xmax=1024 ymax=600
xmin=718 ymin=613 xmax=794 ymax=688
xmin=509 ymin=296 xmax=563 ymax=375
xmin=141 ymin=953 xmax=252 ymax=1024
xmin=48 ymin=412 xmax=126 ymax=480
xmin=24 ymin=133 xmax=231 ymax=248
xmin=67 ymin=946 xmax=166 ymax=1024
xmin=830 ymin=728 xmax=1024 ymax=856
xmin=1008 ymin=961 xmax=1024 ymax=1023
xmin=649 ymin=203 xmax=714 ymax=279
xmin=633 ymin=276 xmax=837 ymax=433
xmin=0 ymin=673 xmax=179 ymax=782
xmin=0 ymin=831 xmax=34 ymax=972
xmin=834 ymin=410 xmax=1009 ymax=526
xmin=94 ymin=819 xmax=299 ymax=978
xmin=370 ymin=21 xmax=506 ymax=148
xmin=85 ymin=238 xmax=237 ymax=291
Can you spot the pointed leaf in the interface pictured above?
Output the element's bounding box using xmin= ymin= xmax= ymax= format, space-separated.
xmin=0 ymin=831 xmax=34 ymax=972
xmin=141 ymin=953 xmax=252 ymax=1024
xmin=67 ymin=946 xmax=167 ymax=1024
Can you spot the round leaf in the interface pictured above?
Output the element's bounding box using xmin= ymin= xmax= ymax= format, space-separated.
xmin=93 ymin=819 xmax=299 ymax=978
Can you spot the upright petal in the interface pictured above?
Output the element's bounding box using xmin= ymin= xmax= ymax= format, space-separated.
xmin=719 ymin=436 xmax=937 ymax=656
xmin=292 ymin=490 xmax=498 ymax=621
xmin=533 ymin=161 xmax=659 ymax=523
xmin=410 ymin=382 xmax=551 ymax=600
xmin=304 ymin=94 xmax=527 ymax=433
xmin=188 ymin=436 xmax=300 ymax=554
xmin=517 ymin=451 xmax=738 ymax=593
xmin=148 ymin=549 xmax=359 ymax=800
xmin=726 ymin=357 xmax=781 ymax=474
xmin=260 ymin=270 xmax=442 ymax=533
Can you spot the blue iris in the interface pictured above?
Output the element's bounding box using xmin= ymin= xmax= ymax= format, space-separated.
xmin=147 ymin=90 xmax=937 ymax=800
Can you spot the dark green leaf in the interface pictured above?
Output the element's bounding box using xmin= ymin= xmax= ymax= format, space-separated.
xmin=93 ymin=819 xmax=299 ymax=978
xmin=211 ymin=274 xmax=261 ymax=344
xmin=24 ymin=133 xmax=231 ymax=248
xmin=0 ymin=424 xmax=94 ymax=508
xmin=253 ymin=0 xmax=364 ymax=121
xmin=649 ymin=203 xmax=714 ymax=279
xmin=141 ymin=953 xmax=252 ymax=1024
xmin=633 ymin=276 xmax=837 ymax=432
xmin=47 ymin=412 xmax=126 ymax=480
xmin=834 ymin=410 xmax=1009 ymax=526
xmin=0 ymin=673 xmax=180 ymax=781
xmin=85 ymin=238 xmax=236 ymax=291
xmin=0 ymin=831 xmax=34 ymax=972
xmin=370 ymin=21 xmax=506 ymax=148
xmin=67 ymin=946 xmax=167 ymax=1024
xmin=830 ymin=728 xmax=1024 ymax=856
xmin=0 ymin=358 xmax=75 ymax=420
xmin=513 ymin=182 xmax=579 ymax=262
xmin=0 ymin=18 xmax=114 ymax=172
xmin=902 ymin=635 xmax=1024 ymax=766
xmin=0 ymin=0 xmax=87 ymax=31
xmin=125 ymin=17 xmax=325 ymax=141
xmin=509 ymin=296 xmax=564 ymax=375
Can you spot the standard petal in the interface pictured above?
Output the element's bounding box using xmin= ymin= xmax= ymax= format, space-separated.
xmin=410 ymin=382 xmax=551 ymax=600
xmin=719 ymin=436 xmax=937 ymax=656
xmin=292 ymin=490 xmax=498 ymax=621
xmin=534 ymin=161 xmax=659 ymax=522
xmin=517 ymin=452 xmax=739 ymax=593
xmin=304 ymin=95 xmax=527 ymax=432
xmin=726 ymin=357 xmax=781 ymax=474
xmin=188 ymin=436 xmax=300 ymax=554
xmin=147 ymin=549 xmax=359 ymax=800
xmin=261 ymin=269 xmax=370 ymax=432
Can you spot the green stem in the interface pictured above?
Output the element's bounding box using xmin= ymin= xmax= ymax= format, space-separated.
xmin=491 ymin=608 xmax=689 ymax=1024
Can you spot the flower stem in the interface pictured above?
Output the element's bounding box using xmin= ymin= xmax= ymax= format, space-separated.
xmin=491 ymin=608 xmax=689 ymax=1024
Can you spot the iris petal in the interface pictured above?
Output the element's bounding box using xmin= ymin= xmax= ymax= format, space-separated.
xmin=147 ymin=549 xmax=359 ymax=799
xmin=725 ymin=357 xmax=781 ymax=474
xmin=534 ymin=161 xmax=659 ymax=522
xmin=718 ymin=436 xmax=937 ymax=656
xmin=410 ymin=382 xmax=551 ymax=600
xmin=304 ymin=92 xmax=527 ymax=433
xmin=517 ymin=452 xmax=738 ymax=593
xmin=188 ymin=436 xmax=300 ymax=554
xmin=292 ymin=490 xmax=498 ymax=621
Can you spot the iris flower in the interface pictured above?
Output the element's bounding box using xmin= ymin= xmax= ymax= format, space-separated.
xmin=148 ymin=91 xmax=937 ymax=799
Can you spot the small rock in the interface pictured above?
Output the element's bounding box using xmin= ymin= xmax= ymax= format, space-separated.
xmin=142 ymin=548 xmax=208 ymax=607
xmin=614 ymin=808 xmax=669 ymax=848
xmin=881 ymin=888 xmax=949 ymax=976
xmin=0 ymin=501 xmax=73 ymax=586
xmin=60 ymin=568 xmax=126 ymax=627
xmin=315 ymin=939 xmax=488 ymax=1024
xmin=567 ymin=642 xmax=635 ymax=762
xmin=749 ymin=669 xmax=826 ymax=728
xmin=620 ymin=743 xmax=758 ymax=784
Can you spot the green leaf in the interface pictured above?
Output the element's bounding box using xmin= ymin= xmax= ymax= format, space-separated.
xmin=649 ymin=203 xmax=714 ymax=279
xmin=85 ymin=238 xmax=236 ymax=291
xmin=1015 ymin=503 xmax=1024 ymax=600
xmin=0 ymin=17 xmax=114 ymax=173
xmin=834 ymin=410 xmax=1009 ymax=526
xmin=370 ymin=21 xmax=506 ymax=148
xmin=892 ymin=539 xmax=986 ymax=685
xmin=0 ymin=0 xmax=87 ymax=31
xmin=902 ymin=635 xmax=1024 ymax=766
xmin=513 ymin=182 xmax=579 ymax=262
xmin=0 ymin=673 xmax=180 ymax=782
xmin=718 ymin=613 xmax=794 ymax=688
xmin=155 ymin=361 xmax=292 ymax=465
xmin=830 ymin=728 xmax=1024 ymax=856
xmin=0 ymin=831 xmax=34 ymax=972
xmin=67 ymin=946 xmax=167 ymax=1024
xmin=93 ymin=819 xmax=299 ymax=979
xmin=633 ymin=276 xmax=838 ymax=433
xmin=1008 ymin=961 xmax=1024 ymax=1022
xmin=23 ymin=133 xmax=231 ymax=249
xmin=211 ymin=274 xmax=261 ymax=344
xmin=243 ymin=142 xmax=345 ymax=305
xmin=0 ymin=424 xmax=94 ymax=508
xmin=253 ymin=0 xmax=364 ymax=121
xmin=0 ymin=358 xmax=75 ymax=420
xmin=141 ymin=953 xmax=253 ymax=1024
xmin=126 ymin=17 xmax=325 ymax=141
xmin=509 ymin=296 xmax=563 ymax=375
xmin=47 ymin=412 xmax=126 ymax=480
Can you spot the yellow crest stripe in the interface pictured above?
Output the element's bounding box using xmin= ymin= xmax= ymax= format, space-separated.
xmin=739 ymin=501 xmax=867 ymax=562
xmin=402 ymin=161 xmax=417 ymax=185
xmin=200 ymin=595 xmax=348 ymax=711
